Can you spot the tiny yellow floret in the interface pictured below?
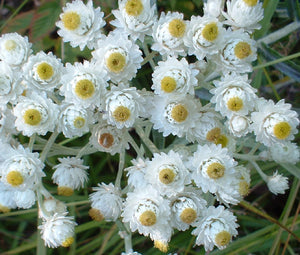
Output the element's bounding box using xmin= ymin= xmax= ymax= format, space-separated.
xmin=125 ymin=0 xmax=144 ymax=16
xmin=161 ymin=76 xmax=177 ymax=93
xmin=273 ymin=121 xmax=291 ymax=140
xmin=139 ymin=210 xmax=157 ymax=226
xmin=154 ymin=240 xmax=169 ymax=253
xmin=206 ymin=127 xmax=221 ymax=143
xmin=23 ymin=109 xmax=42 ymax=126
xmin=6 ymin=171 xmax=23 ymax=186
xmin=75 ymin=79 xmax=95 ymax=99
xmin=215 ymin=134 xmax=228 ymax=148
xmin=98 ymin=133 xmax=114 ymax=148
xmin=239 ymin=180 xmax=250 ymax=197
xmin=57 ymin=186 xmax=74 ymax=196
xmin=202 ymin=22 xmax=218 ymax=42
xmin=4 ymin=40 xmax=17 ymax=51
xmin=36 ymin=62 xmax=54 ymax=80
xmin=180 ymin=208 xmax=197 ymax=224
xmin=61 ymin=237 xmax=74 ymax=247
xmin=227 ymin=97 xmax=244 ymax=111
xmin=168 ymin=19 xmax=186 ymax=38
xmin=215 ymin=231 xmax=231 ymax=247
xmin=159 ymin=168 xmax=176 ymax=184
xmin=89 ymin=208 xmax=104 ymax=222
xmin=106 ymin=52 xmax=126 ymax=73
xmin=206 ymin=162 xmax=225 ymax=179
xmin=73 ymin=116 xmax=85 ymax=129
xmin=62 ymin=11 xmax=81 ymax=30
xmin=243 ymin=0 xmax=258 ymax=7
xmin=171 ymin=104 xmax=188 ymax=123
xmin=234 ymin=41 xmax=252 ymax=59
xmin=112 ymin=106 xmax=131 ymax=122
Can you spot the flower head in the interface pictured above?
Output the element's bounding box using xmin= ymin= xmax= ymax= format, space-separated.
xmin=267 ymin=171 xmax=289 ymax=195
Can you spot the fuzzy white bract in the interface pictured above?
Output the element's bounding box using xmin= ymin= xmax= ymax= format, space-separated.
xmin=125 ymin=158 xmax=148 ymax=189
xmin=267 ymin=171 xmax=289 ymax=195
xmin=226 ymin=114 xmax=250 ymax=137
xmin=0 ymin=182 xmax=17 ymax=212
xmin=270 ymin=142 xmax=300 ymax=165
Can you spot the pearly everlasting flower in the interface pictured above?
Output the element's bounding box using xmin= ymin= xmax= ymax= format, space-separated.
xmin=152 ymin=12 xmax=187 ymax=57
xmin=223 ymin=0 xmax=264 ymax=32
xmin=226 ymin=114 xmax=250 ymax=137
xmin=251 ymin=99 xmax=299 ymax=147
xmin=270 ymin=142 xmax=300 ymax=165
xmin=0 ymin=104 xmax=17 ymax=142
xmin=0 ymin=32 xmax=32 ymax=67
xmin=111 ymin=0 xmax=157 ymax=42
xmin=39 ymin=213 xmax=77 ymax=248
xmin=13 ymin=92 xmax=59 ymax=136
xmin=212 ymin=29 xmax=257 ymax=74
xmin=122 ymin=185 xmax=172 ymax=241
xmin=22 ymin=51 xmax=63 ymax=92
xmin=144 ymin=150 xmax=191 ymax=196
xmin=60 ymin=61 xmax=108 ymax=109
xmin=184 ymin=15 xmax=225 ymax=60
xmin=58 ymin=104 xmax=93 ymax=138
xmin=14 ymin=189 xmax=36 ymax=209
xmin=0 ymin=182 xmax=17 ymax=213
xmin=0 ymin=61 xmax=23 ymax=104
xmin=203 ymin=0 xmax=224 ymax=18
xmin=211 ymin=73 xmax=257 ymax=118
xmin=125 ymin=158 xmax=148 ymax=189
xmin=89 ymin=183 xmax=123 ymax=222
xmin=56 ymin=0 xmax=106 ymax=50
xmin=267 ymin=171 xmax=289 ymax=195
xmin=103 ymin=85 xmax=145 ymax=129
xmin=149 ymin=94 xmax=201 ymax=137
xmin=42 ymin=197 xmax=67 ymax=217
xmin=151 ymin=56 xmax=198 ymax=96
xmin=192 ymin=206 xmax=238 ymax=251
xmin=92 ymin=32 xmax=143 ymax=83
xmin=52 ymin=157 xmax=88 ymax=196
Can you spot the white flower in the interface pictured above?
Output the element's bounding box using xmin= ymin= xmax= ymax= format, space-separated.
xmin=42 ymin=197 xmax=67 ymax=216
xmin=121 ymin=251 xmax=142 ymax=255
xmin=226 ymin=114 xmax=250 ymax=137
xmin=152 ymin=12 xmax=187 ymax=57
xmin=251 ymin=98 xmax=299 ymax=147
xmin=270 ymin=142 xmax=300 ymax=164
xmin=13 ymin=91 xmax=59 ymax=136
xmin=103 ymin=85 xmax=145 ymax=129
xmin=149 ymin=94 xmax=201 ymax=137
xmin=144 ymin=150 xmax=191 ymax=197
xmin=267 ymin=171 xmax=289 ymax=195
xmin=223 ymin=0 xmax=264 ymax=32
xmin=0 ymin=32 xmax=32 ymax=67
xmin=58 ymin=104 xmax=93 ymax=138
xmin=125 ymin=158 xmax=149 ymax=189
xmin=184 ymin=15 xmax=225 ymax=60
xmin=122 ymin=185 xmax=172 ymax=240
xmin=52 ymin=157 xmax=88 ymax=196
xmin=14 ymin=189 xmax=36 ymax=209
xmin=212 ymin=29 xmax=257 ymax=74
xmin=192 ymin=206 xmax=238 ymax=251
xmin=0 ymin=144 xmax=45 ymax=190
xmin=211 ymin=73 xmax=257 ymax=118
xmin=89 ymin=183 xmax=123 ymax=222
xmin=60 ymin=61 xmax=108 ymax=109
xmin=203 ymin=0 xmax=224 ymax=18
xmin=56 ymin=0 xmax=106 ymax=50
xmin=111 ymin=0 xmax=157 ymax=42
xmin=0 ymin=104 xmax=17 ymax=142
xmin=0 ymin=182 xmax=17 ymax=212
xmin=0 ymin=61 xmax=23 ymax=104
xmin=92 ymin=32 xmax=143 ymax=83
xmin=22 ymin=51 xmax=63 ymax=92
xmin=39 ymin=213 xmax=77 ymax=248
xmin=151 ymin=56 xmax=198 ymax=96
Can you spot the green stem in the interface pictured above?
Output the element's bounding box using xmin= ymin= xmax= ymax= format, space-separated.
xmin=233 ymin=153 xmax=261 ymax=161
xmin=36 ymin=217 xmax=46 ymax=255
xmin=249 ymin=160 xmax=268 ymax=182
xmin=76 ymin=143 xmax=92 ymax=159
xmin=28 ymin=134 xmax=36 ymax=152
xmin=115 ymin=149 xmax=125 ymax=189
xmin=39 ymin=130 xmax=59 ymax=162
xmin=142 ymin=41 xmax=156 ymax=70
xmin=135 ymin=124 xmax=159 ymax=154
xmin=125 ymin=131 xmax=143 ymax=158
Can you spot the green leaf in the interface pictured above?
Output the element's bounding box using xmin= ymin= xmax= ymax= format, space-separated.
xmin=2 ymin=10 xmax=34 ymax=34
xmin=280 ymin=163 xmax=300 ymax=179
xmin=286 ymin=0 xmax=300 ymax=21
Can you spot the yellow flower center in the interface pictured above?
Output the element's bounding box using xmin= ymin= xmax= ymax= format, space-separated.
xmin=98 ymin=133 xmax=114 ymax=148
xmin=227 ymin=97 xmax=244 ymax=111
xmin=239 ymin=180 xmax=250 ymax=197
xmin=206 ymin=127 xmax=221 ymax=143
xmin=243 ymin=0 xmax=258 ymax=7
xmin=161 ymin=76 xmax=177 ymax=93
xmin=36 ymin=62 xmax=54 ymax=80
xmin=112 ymin=106 xmax=131 ymax=122
xmin=206 ymin=162 xmax=225 ymax=179
xmin=74 ymin=79 xmax=95 ymax=99
xmin=168 ymin=19 xmax=186 ymax=38
xmin=6 ymin=171 xmax=24 ymax=186
xmin=234 ymin=41 xmax=252 ymax=59
xmin=23 ymin=109 xmax=42 ymax=126
xmin=215 ymin=231 xmax=231 ymax=247
xmin=215 ymin=134 xmax=228 ymax=148
xmin=73 ymin=116 xmax=85 ymax=128
xmin=158 ymin=168 xmax=176 ymax=184
xmin=57 ymin=186 xmax=74 ymax=196
xmin=106 ymin=52 xmax=126 ymax=73
xmin=154 ymin=240 xmax=168 ymax=253
xmin=171 ymin=104 xmax=188 ymax=123
xmin=139 ymin=210 xmax=157 ymax=226
xmin=89 ymin=208 xmax=104 ymax=222
xmin=180 ymin=208 xmax=197 ymax=224
xmin=61 ymin=237 xmax=74 ymax=247
xmin=273 ymin=121 xmax=291 ymax=140
xmin=62 ymin=11 xmax=81 ymax=30
xmin=125 ymin=0 xmax=144 ymax=16
xmin=4 ymin=40 xmax=17 ymax=51
xmin=202 ymin=22 xmax=218 ymax=42
xmin=0 ymin=204 xmax=11 ymax=213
